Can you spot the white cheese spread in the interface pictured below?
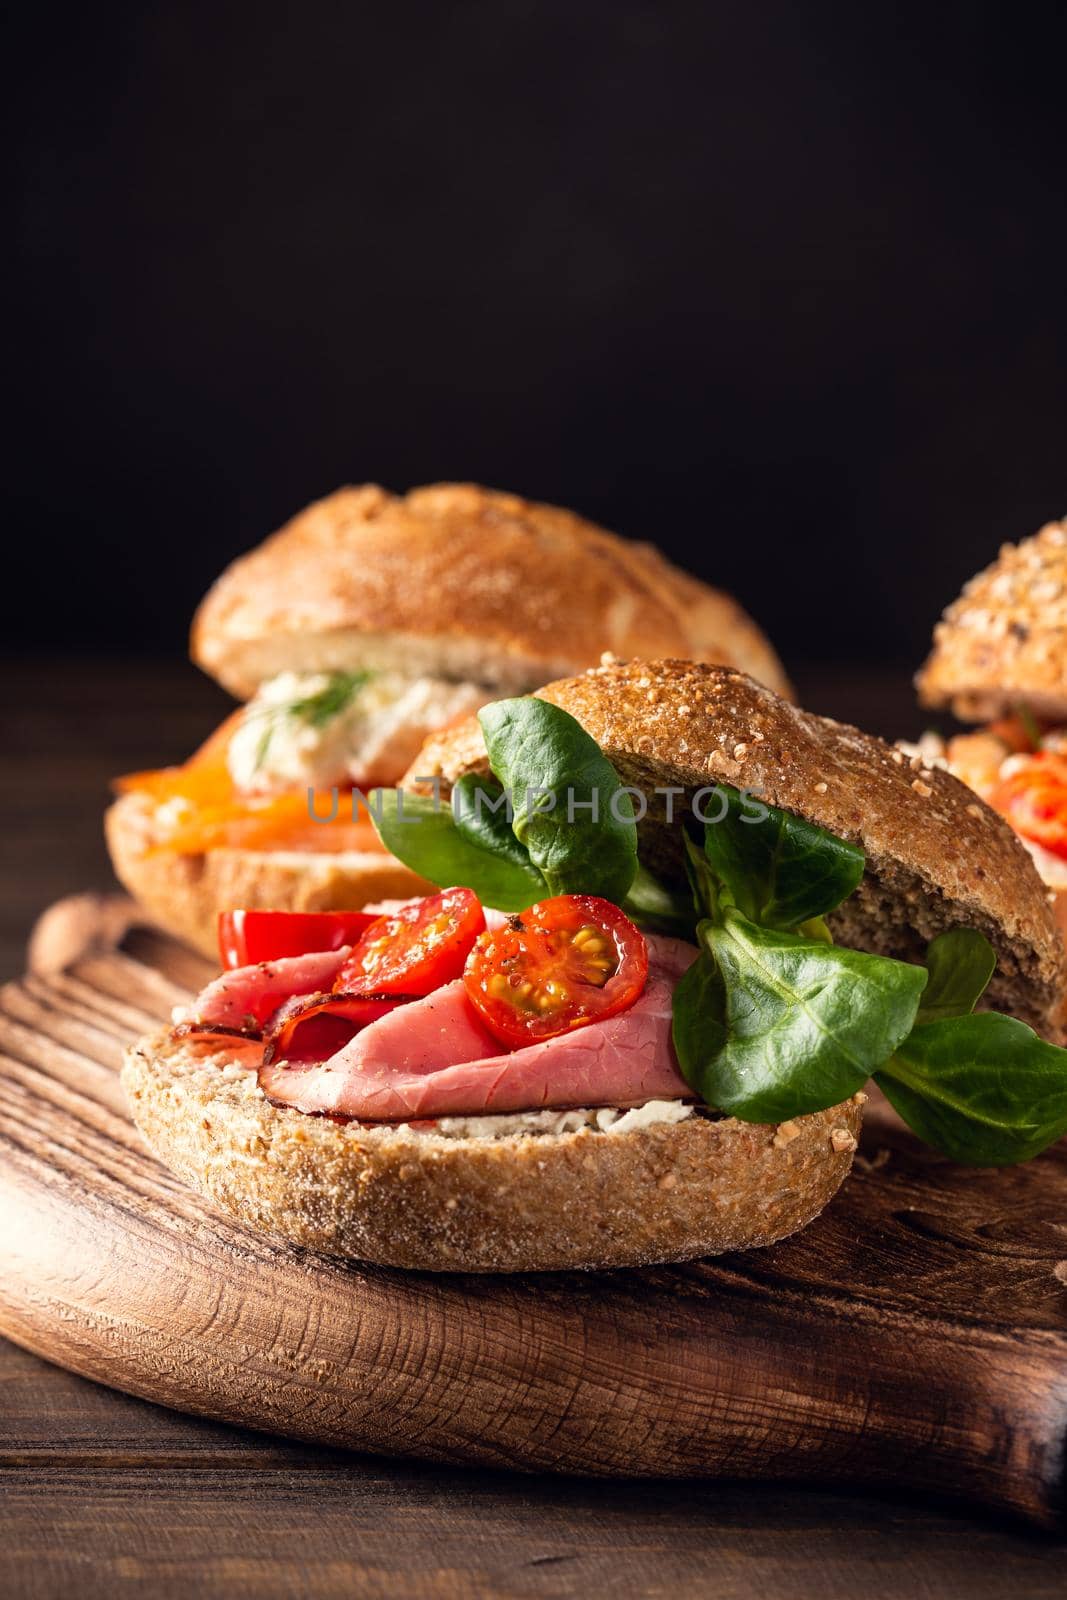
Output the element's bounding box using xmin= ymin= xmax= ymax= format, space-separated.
xmin=226 ymin=670 xmax=485 ymax=793
xmin=427 ymin=1099 xmax=694 ymax=1140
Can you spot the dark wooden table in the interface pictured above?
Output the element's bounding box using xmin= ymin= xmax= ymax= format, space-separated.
xmin=3 ymin=659 xmax=1065 ymax=1598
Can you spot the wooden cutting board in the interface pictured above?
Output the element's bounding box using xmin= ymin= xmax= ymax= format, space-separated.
xmin=1 ymin=898 xmax=1065 ymax=1526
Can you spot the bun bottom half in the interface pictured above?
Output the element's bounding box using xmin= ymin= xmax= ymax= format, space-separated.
xmin=106 ymin=793 xmax=432 ymax=958
xmin=122 ymin=1030 xmax=864 ymax=1273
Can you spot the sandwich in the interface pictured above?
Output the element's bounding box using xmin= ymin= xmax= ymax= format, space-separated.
xmin=123 ymin=660 xmax=1067 ymax=1273
xmin=916 ymin=517 xmax=1067 ymax=933
xmin=107 ymin=483 xmax=789 ymax=956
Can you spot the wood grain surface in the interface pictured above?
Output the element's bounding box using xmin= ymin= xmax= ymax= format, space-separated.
xmin=4 ymin=661 xmax=1067 ymax=1598
xmin=2 ymin=897 xmax=1066 ymax=1532
xmin=6 ymin=1340 xmax=1066 ymax=1600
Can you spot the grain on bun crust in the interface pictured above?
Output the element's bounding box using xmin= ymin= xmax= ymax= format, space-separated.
xmin=917 ymin=518 xmax=1067 ymax=720
xmin=191 ymin=483 xmax=790 ymax=701
xmin=106 ymin=791 xmax=431 ymax=958
xmin=122 ymin=1028 xmax=862 ymax=1272
xmin=409 ymin=659 xmax=1065 ymax=1039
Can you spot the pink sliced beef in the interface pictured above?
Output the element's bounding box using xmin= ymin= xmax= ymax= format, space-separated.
xmin=259 ymin=935 xmax=697 ymax=1120
xmin=176 ymin=946 xmax=353 ymax=1032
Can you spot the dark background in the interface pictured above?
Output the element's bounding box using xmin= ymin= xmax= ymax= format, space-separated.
xmin=8 ymin=0 xmax=1066 ymax=674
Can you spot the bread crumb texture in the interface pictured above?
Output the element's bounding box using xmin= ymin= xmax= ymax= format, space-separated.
xmin=123 ymin=1030 xmax=861 ymax=1273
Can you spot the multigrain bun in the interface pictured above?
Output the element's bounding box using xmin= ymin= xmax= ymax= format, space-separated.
xmin=192 ymin=483 xmax=791 ymax=700
xmin=411 ymin=659 xmax=1065 ymax=1039
xmin=105 ymin=791 xmax=431 ymax=958
xmin=124 ymin=661 xmax=1063 ymax=1273
xmin=117 ymin=485 xmax=788 ymax=954
xmin=122 ymin=1027 xmax=863 ymax=1272
xmin=917 ymin=518 xmax=1067 ymax=720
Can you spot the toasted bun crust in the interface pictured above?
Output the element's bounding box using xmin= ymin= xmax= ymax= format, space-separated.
xmin=122 ymin=1028 xmax=862 ymax=1272
xmin=105 ymin=792 xmax=431 ymax=958
xmin=917 ymin=518 xmax=1067 ymax=720
xmin=409 ymin=659 xmax=1065 ymax=1038
xmin=191 ymin=484 xmax=790 ymax=701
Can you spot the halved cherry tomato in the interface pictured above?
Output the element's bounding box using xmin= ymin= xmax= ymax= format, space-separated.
xmin=463 ymin=895 xmax=648 ymax=1048
xmin=990 ymin=752 xmax=1067 ymax=861
xmin=218 ymin=909 xmax=378 ymax=969
xmin=334 ymin=888 xmax=486 ymax=996
xmin=262 ymin=990 xmax=410 ymax=1065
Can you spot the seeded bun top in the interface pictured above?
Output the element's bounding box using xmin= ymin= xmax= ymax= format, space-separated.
xmin=917 ymin=518 xmax=1067 ymax=720
xmin=408 ymin=658 xmax=1064 ymax=1038
xmin=191 ymin=484 xmax=790 ymax=701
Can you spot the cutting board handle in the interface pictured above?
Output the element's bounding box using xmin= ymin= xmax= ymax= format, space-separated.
xmin=27 ymin=893 xmax=141 ymax=974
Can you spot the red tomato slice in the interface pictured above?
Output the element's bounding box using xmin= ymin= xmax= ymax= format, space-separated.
xmin=334 ymin=889 xmax=486 ymax=997
xmin=990 ymin=752 xmax=1067 ymax=861
xmin=262 ymin=990 xmax=410 ymax=1065
xmin=218 ymin=909 xmax=379 ymax=969
xmin=463 ymin=895 xmax=648 ymax=1047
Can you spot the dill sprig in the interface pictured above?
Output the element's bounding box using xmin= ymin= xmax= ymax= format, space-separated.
xmin=284 ymin=669 xmax=373 ymax=728
xmin=250 ymin=669 xmax=372 ymax=771
xmin=1015 ymin=703 xmax=1043 ymax=751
